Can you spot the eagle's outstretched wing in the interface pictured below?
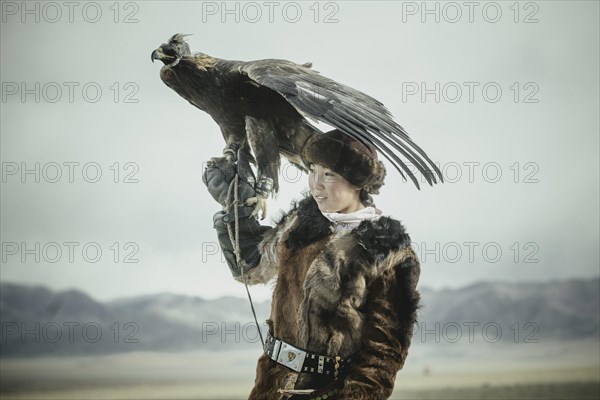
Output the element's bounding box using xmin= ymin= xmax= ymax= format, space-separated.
xmin=237 ymin=60 xmax=443 ymax=189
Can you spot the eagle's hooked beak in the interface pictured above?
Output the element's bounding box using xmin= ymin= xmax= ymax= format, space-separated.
xmin=151 ymin=48 xmax=164 ymax=63
xmin=151 ymin=47 xmax=181 ymax=68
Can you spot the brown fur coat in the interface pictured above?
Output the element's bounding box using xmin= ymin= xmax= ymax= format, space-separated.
xmin=239 ymin=194 xmax=421 ymax=400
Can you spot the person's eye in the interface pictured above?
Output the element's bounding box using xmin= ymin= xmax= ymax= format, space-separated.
xmin=325 ymin=172 xmax=335 ymax=177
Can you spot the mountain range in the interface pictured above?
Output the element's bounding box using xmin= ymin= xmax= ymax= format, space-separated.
xmin=1 ymin=277 xmax=598 ymax=358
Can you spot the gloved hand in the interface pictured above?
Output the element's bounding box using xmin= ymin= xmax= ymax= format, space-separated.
xmin=212 ymin=208 xmax=271 ymax=281
xmin=203 ymin=150 xmax=272 ymax=281
xmin=202 ymin=150 xmax=257 ymax=209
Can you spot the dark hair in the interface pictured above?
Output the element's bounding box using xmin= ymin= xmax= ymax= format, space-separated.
xmin=360 ymin=189 xmax=375 ymax=207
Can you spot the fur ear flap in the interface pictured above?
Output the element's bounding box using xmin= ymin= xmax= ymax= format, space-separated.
xmin=284 ymin=195 xmax=333 ymax=249
xmin=352 ymin=217 xmax=411 ymax=262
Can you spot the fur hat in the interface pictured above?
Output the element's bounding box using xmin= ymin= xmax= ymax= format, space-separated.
xmin=302 ymin=129 xmax=386 ymax=194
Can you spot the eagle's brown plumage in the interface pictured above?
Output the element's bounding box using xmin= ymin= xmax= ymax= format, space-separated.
xmin=151 ymin=33 xmax=442 ymax=202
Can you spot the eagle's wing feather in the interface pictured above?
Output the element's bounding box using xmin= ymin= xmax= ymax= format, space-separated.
xmin=237 ymin=59 xmax=443 ymax=188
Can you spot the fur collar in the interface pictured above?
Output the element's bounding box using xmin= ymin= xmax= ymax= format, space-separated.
xmin=352 ymin=216 xmax=412 ymax=262
xmin=283 ymin=193 xmax=332 ymax=250
xmin=283 ymin=193 xmax=411 ymax=261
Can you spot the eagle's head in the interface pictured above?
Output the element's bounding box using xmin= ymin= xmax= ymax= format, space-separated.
xmin=151 ymin=34 xmax=192 ymax=68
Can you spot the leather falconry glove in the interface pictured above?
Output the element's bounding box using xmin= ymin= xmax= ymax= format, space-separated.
xmin=202 ymin=151 xmax=271 ymax=280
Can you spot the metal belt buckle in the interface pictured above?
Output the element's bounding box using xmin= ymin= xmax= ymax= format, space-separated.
xmin=274 ymin=340 xmax=307 ymax=372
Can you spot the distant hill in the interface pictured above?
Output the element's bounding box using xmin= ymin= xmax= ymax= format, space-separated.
xmin=0 ymin=283 xmax=270 ymax=358
xmin=417 ymin=278 xmax=599 ymax=342
xmin=1 ymin=277 xmax=598 ymax=358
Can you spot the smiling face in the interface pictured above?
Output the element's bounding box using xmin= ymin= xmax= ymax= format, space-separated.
xmin=309 ymin=164 xmax=364 ymax=214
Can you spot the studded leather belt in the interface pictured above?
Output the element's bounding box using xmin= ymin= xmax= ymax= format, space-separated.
xmin=264 ymin=331 xmax=351 ymax=377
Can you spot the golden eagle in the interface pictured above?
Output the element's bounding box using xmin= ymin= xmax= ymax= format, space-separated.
xmin=152 ymin=34 xmax=442 ymax=218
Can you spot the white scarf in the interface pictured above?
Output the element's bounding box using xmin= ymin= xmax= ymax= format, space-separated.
xmin=321 ymin=206 xmax=383 ymax=233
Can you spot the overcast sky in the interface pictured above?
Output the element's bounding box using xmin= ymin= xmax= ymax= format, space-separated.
xmin=1 ymin=1 xmax=598 ymax=302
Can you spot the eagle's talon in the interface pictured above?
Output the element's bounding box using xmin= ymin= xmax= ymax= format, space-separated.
xmin=223 ymin=144 xmax=239 ymax=163
xmin=246 ymin=197 xmax=268 ymax=220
